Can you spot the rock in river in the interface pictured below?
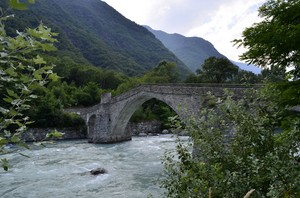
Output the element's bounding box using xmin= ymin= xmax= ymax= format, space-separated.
xmin=90 ymin=168 xmax=107 ymax=175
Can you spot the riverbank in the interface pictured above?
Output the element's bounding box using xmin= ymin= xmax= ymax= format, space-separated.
xmin=22 ymin=120 xmax=175 ymax=142
xmin=22 ymin=127 xmax=87 ymax=142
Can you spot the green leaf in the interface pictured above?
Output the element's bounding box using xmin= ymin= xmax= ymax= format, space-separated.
xmin=7 ymin=109 xmax=19 ymax=117
xmin=46 ymin=130 xmax=64 ymax=139
xmin=0 ymin=137 xmax=8 ymax=145
xmin=40 ymin=43 xmax=57 ymax=51
xmin=33 ymin=55 xmax=46 ymax=65
xmin=15 ymin=120 xmax=24 ymax=127
xmin=20 ymin=74 xmax=31 ymax=83
xmin=3 ymin=97 xmax=13 ymax=103
xmin=11 ymin=133 xmax=21 ymax=143
xmin=5 ymin=67 xmax=18 ymax=77
xmin=41 ymin=66 xmax=54 ymax=71
xmin=33 ymin=70 xmax=42 ymax=80
xmin=24 ymin=121 xmax=34 ymax=125
xmin=8 ymin=0 xmax=28 ymax=10
xmin=49 ymin=73 xmax=59 ymax=81
xmin=6 ymin=89 xmax=19 ymax=98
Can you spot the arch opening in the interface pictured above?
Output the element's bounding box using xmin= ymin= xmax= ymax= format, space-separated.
xmin=114 ymin=96 xmax=184 ymax=138
xmin=128 ymin=98 xmax=179 ymax=135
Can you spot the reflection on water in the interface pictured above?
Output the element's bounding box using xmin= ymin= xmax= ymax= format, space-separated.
xmin=0 ymin=135 xmax=189 ymax=198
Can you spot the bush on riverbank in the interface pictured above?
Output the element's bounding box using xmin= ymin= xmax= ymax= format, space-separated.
xmin=161 ymin=86 xmax=300 ymax=197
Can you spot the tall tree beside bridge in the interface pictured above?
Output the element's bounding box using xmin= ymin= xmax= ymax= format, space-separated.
xmin=234 ymin=0 xmax=300 ymax=80
xmin=196 ymin=57 xmax=238 ymax=83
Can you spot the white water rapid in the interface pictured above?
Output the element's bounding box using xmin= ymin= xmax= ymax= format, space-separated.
xmin=0 ymin=135 xmax=188 ymax=198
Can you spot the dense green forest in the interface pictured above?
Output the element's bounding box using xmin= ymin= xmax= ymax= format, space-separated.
xmin=28 ymin=59 xmax=182 ymax=128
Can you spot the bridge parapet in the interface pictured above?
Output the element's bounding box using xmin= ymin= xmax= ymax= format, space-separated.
xmin=111 ymin=84 xmax=261 ymax=103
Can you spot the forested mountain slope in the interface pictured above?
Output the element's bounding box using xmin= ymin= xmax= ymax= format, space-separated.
xmin=1 ymin=0 xmax=191 ymax=76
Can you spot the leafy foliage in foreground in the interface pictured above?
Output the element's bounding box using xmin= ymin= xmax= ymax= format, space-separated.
xmin=161 ymin=87 xmax=300 ymax=197
xmin=7 ymin=0 xmax=36 ymax=10
xmin=162 ymin=1 xmax=300 ymax=195
xmin=0 ymin=11 xmax=59 ymax=170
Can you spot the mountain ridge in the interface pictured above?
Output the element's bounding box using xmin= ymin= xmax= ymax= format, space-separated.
xmin=144 ymin=26 xmax=225 ymax=72
xmin=1 ymin=0 xmax=191 ymax=76
xmin=145 ymin=26 xmax=261 ymax=74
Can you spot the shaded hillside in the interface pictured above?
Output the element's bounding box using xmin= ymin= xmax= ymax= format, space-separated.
xmin=145 ymin=26 xmax=225 ymax=72
xmin=1 ymin=0 xmax=191 ymax=76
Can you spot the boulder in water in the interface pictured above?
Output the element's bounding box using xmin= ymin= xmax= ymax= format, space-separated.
xmin=162 ymin=129 xmax=169 ymax=134
xmin=90 ymin=168 xmax=107 ymax=175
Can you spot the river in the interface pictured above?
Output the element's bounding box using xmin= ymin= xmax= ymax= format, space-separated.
xmin=0 ymin=135 xmax=189 ymax=198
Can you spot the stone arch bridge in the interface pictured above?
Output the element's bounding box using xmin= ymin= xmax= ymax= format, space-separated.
xmin=66 ymin=84 xmax=257 ymax=143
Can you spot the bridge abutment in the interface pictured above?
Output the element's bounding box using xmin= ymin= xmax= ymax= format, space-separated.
xmin=90 ymin=113 xmax=132 ymax=143
xmin=88 ymin=94 xmax=132 ymax=143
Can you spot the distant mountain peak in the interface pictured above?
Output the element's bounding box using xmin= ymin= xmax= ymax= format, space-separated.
xmin=144 ymin=26 xmax=225 ymax=72
xmin=145 ymin=26 xmax=261 ymax=74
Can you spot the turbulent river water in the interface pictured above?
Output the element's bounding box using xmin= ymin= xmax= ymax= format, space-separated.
xmin=0 ymin=135 xmax=189 ymax=198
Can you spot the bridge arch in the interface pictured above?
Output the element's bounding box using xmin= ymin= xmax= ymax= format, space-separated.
xmin=111 ymin=92 xmax=186 ymax=138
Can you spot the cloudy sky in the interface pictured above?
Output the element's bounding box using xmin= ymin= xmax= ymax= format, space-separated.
xmin=102 ymin=0 xmax=266 ymax=62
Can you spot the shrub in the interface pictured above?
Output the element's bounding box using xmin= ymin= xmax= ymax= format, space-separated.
xmin=161 ymin=87 xmax=300 ymax=197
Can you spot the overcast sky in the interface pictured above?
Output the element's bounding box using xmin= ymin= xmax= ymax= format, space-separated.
xmin=102 ymin=0 xmax=266 ymax=62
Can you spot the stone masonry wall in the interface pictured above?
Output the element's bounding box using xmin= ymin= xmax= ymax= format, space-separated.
xmin=22 ymin=121 xmax=164 ymax=142
xmin=22 ymin=127 xmax=87 ymax=142
xmin=126 ymin=120 xmax=162 ymax=136
xmin=23 ymin=121 xmax=164 ymax=142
